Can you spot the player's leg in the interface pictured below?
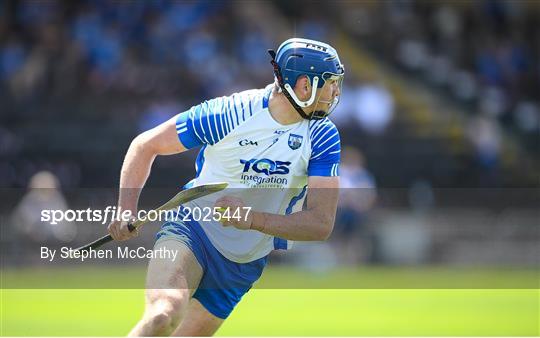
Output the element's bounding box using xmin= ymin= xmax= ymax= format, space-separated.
xmin=128 ymin=239 xmax=203 ymax=336
xmin=172 ymin=298 xmax=224 ymax=336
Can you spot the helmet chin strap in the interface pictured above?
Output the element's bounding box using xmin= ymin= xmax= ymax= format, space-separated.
xmin=310 ymin=100 xmax=331 ymax=120
xmin=269 ymin=49 xmax=325 ymax=121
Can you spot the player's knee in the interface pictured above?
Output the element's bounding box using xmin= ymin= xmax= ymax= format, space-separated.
xmin=147 ymin=311 xmax=178 ymax=335
xmin=146 ymin=293 xmax=188 ymax=334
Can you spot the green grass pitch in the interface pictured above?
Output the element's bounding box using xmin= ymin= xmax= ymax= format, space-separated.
xmin=1 ymin=266 xmax=538 ymax=336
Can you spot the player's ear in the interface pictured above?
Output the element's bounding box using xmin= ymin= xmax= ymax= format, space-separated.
xmin=294 ymin=75 xmax=311 ymax=101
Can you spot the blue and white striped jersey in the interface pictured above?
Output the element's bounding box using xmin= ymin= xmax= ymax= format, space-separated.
xmin=175 ymin=85 xmax=340 ymax=263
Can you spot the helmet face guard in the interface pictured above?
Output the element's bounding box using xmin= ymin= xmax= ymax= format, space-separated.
xmin=269 ymin=38 xmax=345 ymax=120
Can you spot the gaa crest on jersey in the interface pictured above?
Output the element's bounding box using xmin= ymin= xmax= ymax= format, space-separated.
xmin=288 ymin=134 xmax=303 ymax=150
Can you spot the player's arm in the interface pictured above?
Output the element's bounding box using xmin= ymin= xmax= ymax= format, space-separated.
xmin=216 ymin=176 xmax=339 ymax=241
xmin=254 ymin=176 xmax=339 ymax=240
xmin=108 ymin=116 xmax=187 ymax=240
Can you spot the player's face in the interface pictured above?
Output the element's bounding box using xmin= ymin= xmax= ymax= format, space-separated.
xmin=310 ymin=76 xmax=342 ymax=113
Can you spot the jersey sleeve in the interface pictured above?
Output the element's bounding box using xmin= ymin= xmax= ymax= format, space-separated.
xmin=175 ymin=92 xmax=255 ymax=149
xmin=307 ymin=120 xmax=341 ymax=177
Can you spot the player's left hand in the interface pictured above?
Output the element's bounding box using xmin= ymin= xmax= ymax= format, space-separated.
xmin=214 ymin=196 xmax=253 ymax=230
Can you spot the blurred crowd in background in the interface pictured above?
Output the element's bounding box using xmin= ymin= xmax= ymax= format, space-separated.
xmin=1 ymin=1 xmax=538 ymax=267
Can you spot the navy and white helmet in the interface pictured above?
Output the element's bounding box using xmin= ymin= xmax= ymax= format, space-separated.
xmin=273 ymin=38 xmax=345 ymax=118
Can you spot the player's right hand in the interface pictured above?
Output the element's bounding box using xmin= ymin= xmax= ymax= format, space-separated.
xmin=108 ymin=219 xmax=139 ymax=241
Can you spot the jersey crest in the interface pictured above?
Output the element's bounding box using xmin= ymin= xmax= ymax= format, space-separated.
xmin=288 ymin=134 xmax=303 ymax=150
